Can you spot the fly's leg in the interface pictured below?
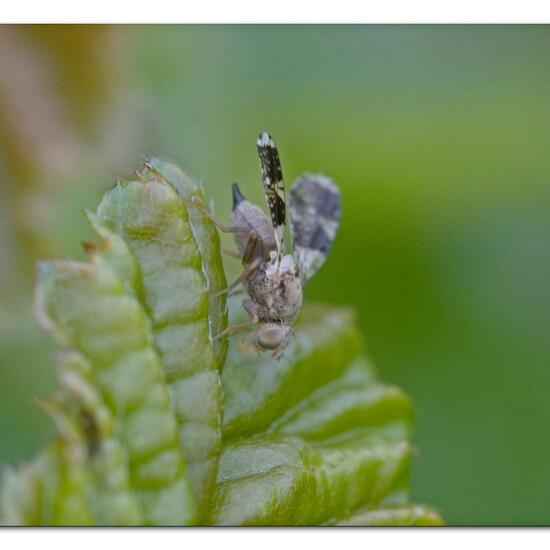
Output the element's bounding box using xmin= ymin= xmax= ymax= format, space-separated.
xmin=242 ymin=297 xmax=260 ymax=323
xmin=209 ymin=256 xmax=262 ymax=299
xmin=209 ymin=231 xmax=261 ymax=299
xmin=191 ymin=195 xmax=249 ymax=235
xmin=227 ymin=288 xmax=245 ymax=296
xmin=213 ymin=322 xmax=256 ymax=342
xmin=223 ymin=249 xmax=242 ymax=259
xmin=272 ymin=327 xmax=293 ymax=360
xmin=241 ymin=231 xmax=259 ymax=266
xmin=194 ymin=195 xmax=259 ymax=277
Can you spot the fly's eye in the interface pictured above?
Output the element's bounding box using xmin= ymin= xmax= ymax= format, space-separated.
xmin=256 ymin=324 xmax=284 ymax=350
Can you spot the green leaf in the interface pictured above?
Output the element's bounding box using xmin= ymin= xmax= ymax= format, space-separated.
xmin=34 ymin=250 xmax=196 ymax=525
xmin=337 ymin=505 xmax=444 ymax=526
xmin=94 ymin=159 xmax=227 ymax=518
xmin=214 ymin=306 xmax=426 ymax=525
xmin=0 ymin=159 xmax=442 ymax=526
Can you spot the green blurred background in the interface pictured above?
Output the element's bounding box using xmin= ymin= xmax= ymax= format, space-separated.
xmin=1 ymin=24 xmax=550 ymax=525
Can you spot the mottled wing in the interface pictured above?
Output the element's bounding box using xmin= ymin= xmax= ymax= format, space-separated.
xmin=289 ymin=174 xmax=341 ymax=283
xmin=257 ymin=132 xmax=285 ymax=261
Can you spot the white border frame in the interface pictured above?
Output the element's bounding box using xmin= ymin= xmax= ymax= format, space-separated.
xmin=2 ymin=0 xmax=550 ymax=24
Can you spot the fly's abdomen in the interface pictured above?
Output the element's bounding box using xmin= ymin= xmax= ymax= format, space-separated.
xmin=231 ymin=200 xmax=277 ymax=264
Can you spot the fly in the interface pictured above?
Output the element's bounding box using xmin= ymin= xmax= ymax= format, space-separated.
xmin=193 ymin=132 xmax=341 ymax=358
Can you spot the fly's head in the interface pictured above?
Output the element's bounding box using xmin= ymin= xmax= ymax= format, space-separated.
xmin=253 ymin=321 xmax=293 ymax=359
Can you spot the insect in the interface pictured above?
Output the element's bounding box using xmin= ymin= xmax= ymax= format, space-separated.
xmin=193 ymin=132 xmax=341 ymax=358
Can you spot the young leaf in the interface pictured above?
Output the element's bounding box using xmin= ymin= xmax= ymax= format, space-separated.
xmin=214 ymin=306 xmax=437 ymax=525
xmin=0 ymin=159 xmax=442 ymax=526
xmin=34 ymin=253 xmax=196 ymax=525
xmin=94 ymin=160 xmax=227 ymax=517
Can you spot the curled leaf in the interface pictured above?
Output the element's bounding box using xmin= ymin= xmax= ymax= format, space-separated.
xmin=215 ymin=306 xmax=429 ymax=525
xmin=0 ymin=159 xmax=442 ymax=526
xmin=95 ymin=159 xmax=227 ymax=517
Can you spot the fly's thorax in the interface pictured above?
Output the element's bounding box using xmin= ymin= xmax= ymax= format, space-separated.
xmin=245 ymin=264 xmax=271 ymax=309
xmin=273 ymin=269 xmax=302 ymax=323
xmin=259 ymin=254 xmax=303 ymax=324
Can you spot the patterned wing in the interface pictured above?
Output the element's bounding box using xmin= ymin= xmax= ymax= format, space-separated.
xmin=256 ymin=132 xmax=286 ymax=261
xmin=289 ymin=174 xmax=341 ymax=283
